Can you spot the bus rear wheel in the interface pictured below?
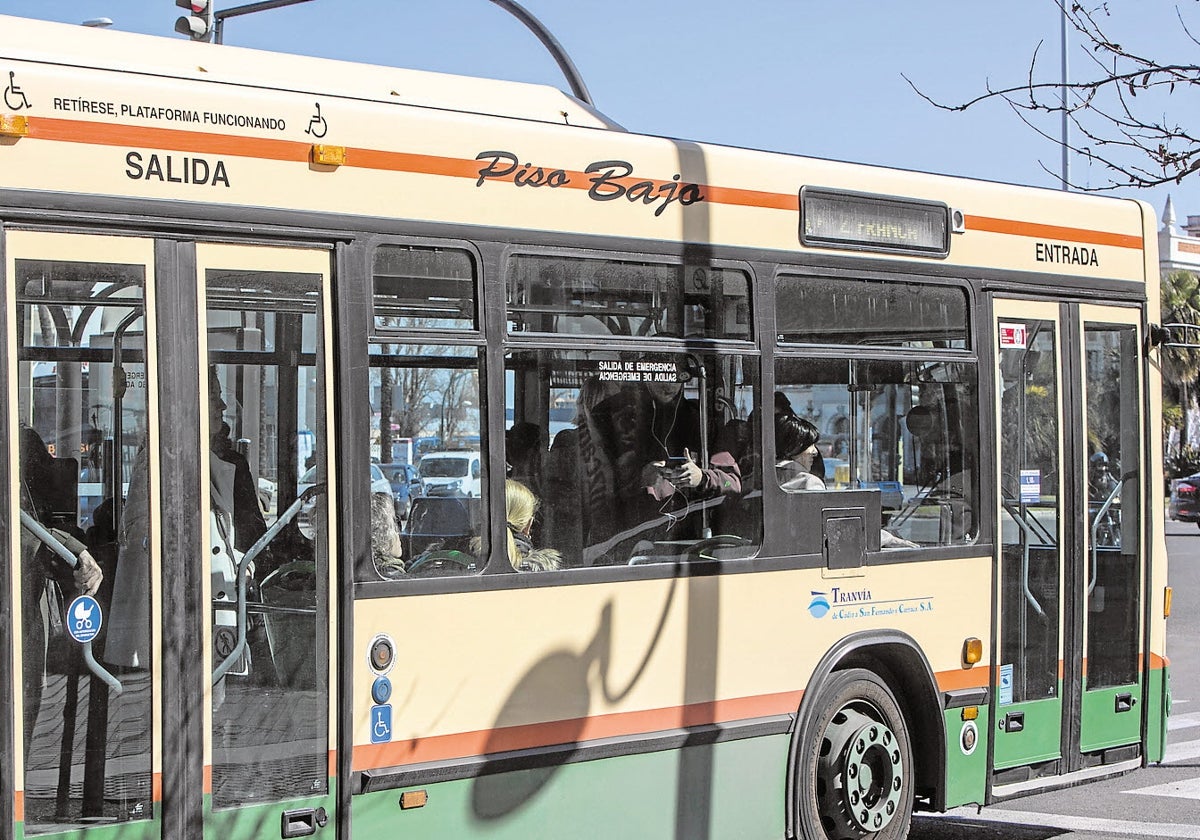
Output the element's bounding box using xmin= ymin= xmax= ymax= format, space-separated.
xmin=795 ymin=668 xmax=913 ymax=840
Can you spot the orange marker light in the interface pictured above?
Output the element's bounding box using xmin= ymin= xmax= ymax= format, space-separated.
xmin=311 ymin=144 xmax=346 ymax=166
xmin=963 ymin=637 xmax=983 ymax=666
xmin=400 ymin=790 xmax=428 ymax=809
xmin=1165 ymin=586 xmax=1173 ymax=619
xmin=0 ymin=114 xmax=29 ymax=137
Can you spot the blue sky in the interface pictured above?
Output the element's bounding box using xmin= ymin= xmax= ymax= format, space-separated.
xmin=3 ymin=0 xmax=1197 ymax=235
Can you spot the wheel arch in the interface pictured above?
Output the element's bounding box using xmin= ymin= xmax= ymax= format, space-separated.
xmin=784 ymin=630 xmax=947 ymax=839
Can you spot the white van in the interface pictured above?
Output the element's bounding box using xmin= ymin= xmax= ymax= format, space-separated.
xmin=417 ymin=451 xmax=482 ymax=498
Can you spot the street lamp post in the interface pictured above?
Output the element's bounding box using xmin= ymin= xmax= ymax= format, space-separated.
xmin=212 ymin=0 xmax=315 ymax=44
xmin=1060 ymin=6 xmax=1070 ymax=190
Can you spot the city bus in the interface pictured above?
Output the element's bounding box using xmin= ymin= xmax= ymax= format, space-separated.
xmin=0 ymin=13 xmax=1169 ymax=840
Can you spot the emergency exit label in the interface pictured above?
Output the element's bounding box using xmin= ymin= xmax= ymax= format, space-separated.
xmin=999 ymin=322 xmax=1027 ymax=349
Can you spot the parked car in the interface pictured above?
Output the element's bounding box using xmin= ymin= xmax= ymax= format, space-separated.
xmin=1170 ymin=473 xmax=1200 ymax=526
xmin=417 ymin=451 xmax=482 ymax=498
xmin=382 ymin=462 xmax=419 ymax=520
xmin=296 ymin=463 xmax=392 ymax=537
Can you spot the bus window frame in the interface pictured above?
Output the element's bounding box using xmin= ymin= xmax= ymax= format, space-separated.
xmin=765 ymin=266 xmax=987 ymax=566
xmin=502 ymin=245 xmax=755 ymax=343
xmin=356 ymin=243 xmax=761 ymax=594
xmin=369 ymin=238 xmax=485 ymax=339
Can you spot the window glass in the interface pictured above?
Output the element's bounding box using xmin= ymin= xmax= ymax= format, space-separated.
xmin=15 ymin=256 xmax=153 ymax=832
xmin=366 ymin=343 xmax=485 ymax=579
xmin=777 ymin=275 xmax=968 ymax=348
xmin=774 ymin=357 xmax=978 ymax=548
xmin=206 ymin=267 xmax=329 ymax=807
xmin=507 ymin=254 xmax=751 ymax=340
xmin=504 ymin=349 xmax=760 ymax=568
xmin=373 ymin=245 xmax=477 ymax=331
xmin=998 ymin=319 xmax=1060 ymax=703
xmin=1085 ymin=324 xmax=1140 ymax=689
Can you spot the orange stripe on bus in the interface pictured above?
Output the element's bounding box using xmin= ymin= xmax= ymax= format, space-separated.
xmin=17 ymin=118 xmax=1136 ymax=251
xmin=353 ymin=669 xmax=988 ymax=772
xmin=203 ymin=764 xmax=212 ymax=795
xmin=27 ymin=116 xmax=310 ymax=162
xmin=15 ymin=791 xmax=22 ymax=823
xmin=964 ymin=214 xmax=1143 ymax=249
xmin=353 ymin=690 xmax=804 ymax=771
xmin=935 ymin=668 xmax=990 ymax=692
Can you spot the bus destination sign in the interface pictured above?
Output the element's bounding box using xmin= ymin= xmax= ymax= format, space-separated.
xmin=800 ymin=188 xmax=950 ymax=257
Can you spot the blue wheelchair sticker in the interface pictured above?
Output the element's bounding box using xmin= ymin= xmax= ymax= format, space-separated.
xmin=66 ymin=594 xmax=102 ymax=644
xmin=370 ymin=704 xmax=392 ymax=744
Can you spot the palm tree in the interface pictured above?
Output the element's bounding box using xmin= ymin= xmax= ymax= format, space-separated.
xmin=1161 ymin=270 xmax=1200 ymax=453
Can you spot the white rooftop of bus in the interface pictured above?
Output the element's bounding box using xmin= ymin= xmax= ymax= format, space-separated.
xmin=0 ymin=13 xmax=622 ymax=131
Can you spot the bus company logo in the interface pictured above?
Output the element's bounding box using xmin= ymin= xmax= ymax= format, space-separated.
xmin=809 ymin=587 xmax=873 ymax=619
xmin=808 ymin=591 xmax=831 ymax=618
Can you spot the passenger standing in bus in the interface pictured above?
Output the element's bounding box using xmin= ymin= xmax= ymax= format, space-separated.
xmin=209 ymin=368 xmax=268 ymax=559
xmin=18 ymin=425 xmax=103 ymax=758
xmin=640 ymin=378 xmax=741 ymax=498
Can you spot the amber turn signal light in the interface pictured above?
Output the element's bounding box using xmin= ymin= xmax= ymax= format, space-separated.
xmin=963 ymin=637 xmax=983 ymax=666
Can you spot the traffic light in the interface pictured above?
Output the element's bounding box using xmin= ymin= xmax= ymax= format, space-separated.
xmin=175 ymin=0 xmax=214 ymax=42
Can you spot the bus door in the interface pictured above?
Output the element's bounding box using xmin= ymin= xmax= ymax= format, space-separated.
xmin=1074 ymin=305 xmax=1143 ymax=759
xmin=198 ymin=243 xmax=337 ymax=838
xmin=6 ymin=230 xmax=159 ymax=838
xmin=992 ymin=298 xmax=1144 ymax=787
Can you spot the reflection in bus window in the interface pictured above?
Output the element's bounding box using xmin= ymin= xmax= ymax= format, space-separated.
xmin=206 ymin=265 xmax=329 ymax=808
xmin=999 ymin=319 xmax=1061 ymax=704
xmin=1084 ymin=324 xmax=1140 ymax=689
xmin=506 ymin=349 xmax=760 ymax=567
xmin=15 ymin=255 xmax=153 ymax=832
xmin=774 ymin=358 xmax=979 ymax=548
xmin=776 ymin=275 xmax=969 ymax=349
xmin=373 ymin=244 xmax=477 ymax=331
xmin=507 ymin=254 xmax=751 ymax=340
xmin=367 ymin=243 xmax=486 ymax=580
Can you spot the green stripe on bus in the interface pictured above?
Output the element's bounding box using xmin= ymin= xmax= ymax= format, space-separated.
xmin=942 ymin=705 xmax=989 ymax=808
xmin=353 ymin=736 xmax=788 ymax=839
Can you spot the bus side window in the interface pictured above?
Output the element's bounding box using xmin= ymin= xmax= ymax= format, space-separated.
xmin=508 ymin=349 xmax=761 ymax=569
xmin=773 ymin=358 xmax=978 ymax=549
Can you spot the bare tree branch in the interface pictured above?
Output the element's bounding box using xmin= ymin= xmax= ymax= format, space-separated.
xmin=906 ymin=1 xmax=1200 ymax=191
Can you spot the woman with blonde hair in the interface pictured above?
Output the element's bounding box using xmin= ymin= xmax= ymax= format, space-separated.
xmin=505 ymin=479 xmax=561 ymax=571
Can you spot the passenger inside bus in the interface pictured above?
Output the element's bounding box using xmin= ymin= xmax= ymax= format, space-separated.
xmin=18 ymin=425 xmax=104 ymax=758
xmin=772 ymin=411 xmax=918 ymax=550
xmin=775 ymin=413 xmax=825 ymax=491
xmin=209 ymin=368 xmax=268 ymax=560
xmin=502 ymin=479 xmax=561 ymax=571
xmin=639 ymin=378 xmax=741 ymax=500
xmin=505 ymin=421 xmax=545 ymax=495
xmin=540 ymin=372 xmax=746 ymax=566
xmin=371 ymin=492 xmax=406 ymax=578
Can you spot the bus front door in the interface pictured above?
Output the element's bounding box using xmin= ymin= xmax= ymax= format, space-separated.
xmin=198 ymin=243 xmax=338 ymax=839
xmin=992 ymin=299 xmax=1145 ymax=791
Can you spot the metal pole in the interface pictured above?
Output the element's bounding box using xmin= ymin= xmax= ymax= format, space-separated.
xmin=1060 ymin=6 xmax=1070 ymax=190
xmin=487 ymin=0 xmax=594 ymax=106
xmin=213 ymin=0 xmax=316 ymax=44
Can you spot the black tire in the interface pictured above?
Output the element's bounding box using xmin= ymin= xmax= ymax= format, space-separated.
xmin=794 ymin=668 xmax=914 ymax=840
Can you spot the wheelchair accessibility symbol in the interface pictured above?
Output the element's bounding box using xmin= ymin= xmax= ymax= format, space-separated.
xmin=370 ymin=704 xmax=392 ymax=744
xmin=304 ymin=101 xmax=327 ymax=138
xmin=4 ymin=70 xmax=31 ymax=111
